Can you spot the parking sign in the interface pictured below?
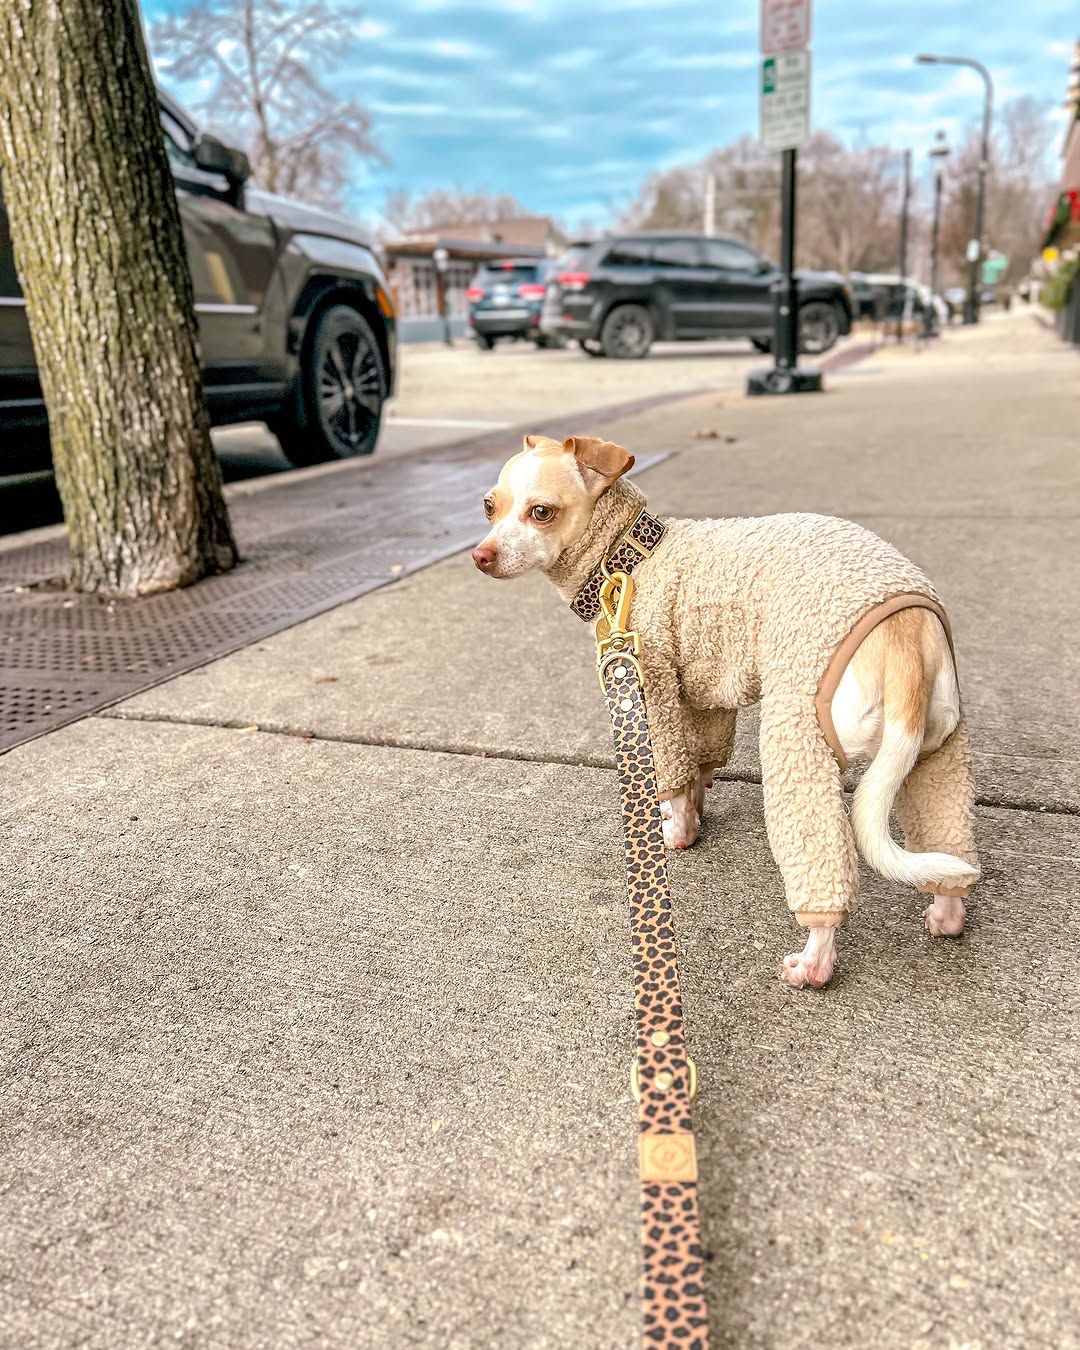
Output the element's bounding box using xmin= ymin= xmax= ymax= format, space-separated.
xmin=761 ymin=49 xmax=810 ymax=152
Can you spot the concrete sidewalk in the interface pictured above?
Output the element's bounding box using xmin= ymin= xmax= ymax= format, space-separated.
xmin=2 ymin=312 xmax=1079 ymax=1349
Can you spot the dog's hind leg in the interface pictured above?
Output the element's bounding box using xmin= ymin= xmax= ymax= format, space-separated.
xmin=759 ymin=693 xmax=858 ymax=988
xmin=894 ymin=717 xmax=980 ymax=937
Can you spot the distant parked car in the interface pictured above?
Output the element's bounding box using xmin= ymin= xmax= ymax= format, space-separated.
xmin=848 ymin=273 xmax=947 ymax=325
xmin=466 ymin=258 xmax=557 ymax=349
xmin=540 ymin=233 xmax=852 ymax=358
xmin=0 ymin=89 xmax=396 ymax=471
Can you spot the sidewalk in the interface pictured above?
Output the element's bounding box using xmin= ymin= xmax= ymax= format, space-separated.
xmin=2 ymin=312 xmax=1078 ymax=1349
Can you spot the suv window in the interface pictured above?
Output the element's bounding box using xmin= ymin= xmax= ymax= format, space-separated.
xmin=702 ymin=239 xmax=761 ymax=271
xmin=603 ymin=239 xmax=654 ymax=267
xmin=479 ymin=262 xmax=543 ymax=285
xmin=161 ymin=108 xmax=198 ymax=172
xmin=554 ymin=245 xmax=594 ymax=272
xmin=651 ymin=239 xmax=702 ymax=268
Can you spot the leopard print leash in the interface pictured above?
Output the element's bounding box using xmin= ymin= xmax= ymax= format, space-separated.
xmin=595 ymin=569 xmax=710 ymax=1350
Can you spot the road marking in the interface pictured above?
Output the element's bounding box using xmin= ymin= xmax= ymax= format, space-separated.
xmin=384 ymin=416 xmax=513 ymax=429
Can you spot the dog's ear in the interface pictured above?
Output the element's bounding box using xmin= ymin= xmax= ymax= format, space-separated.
xmin=523 ymin=434 xmax=541 ymax=449
xmin=564 ymin=436 xmax=635 ymax=493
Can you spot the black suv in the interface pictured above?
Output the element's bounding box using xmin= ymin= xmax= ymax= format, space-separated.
xmin=466 ymin=258 xmax=556 ymax=349
xmin=541 ymin=233 xmax=852 ymax=359
xmin=0 ymin=91 xmax=396 ymax=471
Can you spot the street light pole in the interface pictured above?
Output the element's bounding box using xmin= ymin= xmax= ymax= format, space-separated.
xmin=432 ymin=245 xmax=453 ymax=347
xmin=916 ymin=53 xmax=993 ymax=325
xmin=897 ymin=148 xmax=911 ymax=342
xmin=927 ymin=131 xmax=950 ymax=336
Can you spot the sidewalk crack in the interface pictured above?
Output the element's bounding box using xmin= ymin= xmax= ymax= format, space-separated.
xmin=98 ymin=708 xmax=1079 ymax=818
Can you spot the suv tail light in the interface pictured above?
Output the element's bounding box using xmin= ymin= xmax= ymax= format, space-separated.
xmin=556 ymin=271 xmax=591 ymax=291
xmin=465 ymin=286 xmax=484 ymax=301
xmin=518 ymin=283 xmax=547 ymax=298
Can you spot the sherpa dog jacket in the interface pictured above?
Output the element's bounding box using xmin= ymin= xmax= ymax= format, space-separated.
xmin=547 ymin=477 xmax=979 ymax=928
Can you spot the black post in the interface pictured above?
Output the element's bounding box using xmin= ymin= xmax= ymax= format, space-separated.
xmin=966 ymin=76 xmax=993 ymax=324
xmin=897 ymin=148 xmax=911 ymax=341
xmin=931 ymin=163 xmax=943 ymax=310
xmin=748 ymin=145 xmax=821 ymax=395
xmin=774 ymin=147 xmax=799 ymax=370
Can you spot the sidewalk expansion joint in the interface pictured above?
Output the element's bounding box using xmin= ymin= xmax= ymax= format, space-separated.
xmin=0 ymin=440 xmax=673 ymax=755
xmin=97 ymin=708 xmax=1079 ymax=819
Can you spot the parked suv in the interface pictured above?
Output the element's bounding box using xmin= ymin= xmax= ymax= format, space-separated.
xmin=541 ymin=233 xmax=852 ymax=358
xmin=0 ymin=90 xmax=396 ymax=471
xmin=466 ymin=258 xmax=556 ymax=349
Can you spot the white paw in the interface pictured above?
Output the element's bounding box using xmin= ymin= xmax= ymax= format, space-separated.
xmin=660 ymin=796 xmax=700 ymax=850
xmin=924 ymin=895 xmax=966 ymax=938
xmin=780 ymin=950 xmax=837 ymax=989
xmin=780 ymin=928 xmax=838 ymax=989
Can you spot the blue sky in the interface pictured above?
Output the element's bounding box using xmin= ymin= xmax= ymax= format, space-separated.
xmin=144 ymin=0 xmax=1077 ymax=229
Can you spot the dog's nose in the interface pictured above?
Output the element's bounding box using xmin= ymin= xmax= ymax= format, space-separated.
xmin=472 ymin=545 xmax=496 ymax=571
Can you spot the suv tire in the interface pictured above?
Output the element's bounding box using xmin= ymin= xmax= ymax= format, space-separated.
xmin=798 ymin=301 xmax=842 ymax=356
xmin=272 ymin=304 xmax=385 ymax=466
xmin=600 ymin=304 xmax=654 ymax=359
xmin=476 ymin=333 xmax=496 ymax=350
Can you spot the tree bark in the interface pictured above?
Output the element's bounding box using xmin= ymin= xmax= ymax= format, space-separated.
xmin=0 ymin=0 xmax=237 ymax=595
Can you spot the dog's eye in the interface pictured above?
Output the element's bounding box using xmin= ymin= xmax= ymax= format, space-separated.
xmin=531 ymin=505 xmax=555 ymax=523
xmin=483 ymin=498 xmax=494 ymax=519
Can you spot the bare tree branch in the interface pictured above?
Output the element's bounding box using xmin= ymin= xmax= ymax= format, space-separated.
xmin=149 ymin=0 xmax=383 ymax=209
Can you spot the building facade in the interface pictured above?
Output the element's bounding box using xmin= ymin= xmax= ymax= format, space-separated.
xmin=383 ymin=217 xmax=562 ymax=339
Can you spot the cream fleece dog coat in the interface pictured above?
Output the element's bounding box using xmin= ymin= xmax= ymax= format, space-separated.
xmin=546 ymin=476 xmax=980 ymax=928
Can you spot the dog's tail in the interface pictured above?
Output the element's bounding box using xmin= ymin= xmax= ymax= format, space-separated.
xmin=848 ymin=654 xmax=978 ymax=892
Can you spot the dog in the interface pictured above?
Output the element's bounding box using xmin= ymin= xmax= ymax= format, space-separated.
xmin=472 ymin=434 xmax=979 ymax=989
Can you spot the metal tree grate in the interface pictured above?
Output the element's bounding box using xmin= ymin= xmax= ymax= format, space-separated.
xmin=0 ymin=402 xmax=676 ymax=753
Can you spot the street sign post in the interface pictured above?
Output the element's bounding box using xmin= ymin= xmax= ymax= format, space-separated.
xmin=761 ymin=0 xmax=811 ymax=55
xmin=749 ymin=0 xmax=821 ymax=396
xmin=760 ymin=50 xmax=810 ymax=152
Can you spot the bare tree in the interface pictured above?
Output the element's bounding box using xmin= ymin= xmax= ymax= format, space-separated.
xmin=0 ymin=0 xmax=236 ymax=596
xmin=938 ymin=96 xmax=1058 ymax=288
xmin=380 ymin=188 xmax=535 ymax=235
xmin=623 ymin=131 xmax=903 ymax=273
xmin=151 ymin=0 xmax=383 ymax=210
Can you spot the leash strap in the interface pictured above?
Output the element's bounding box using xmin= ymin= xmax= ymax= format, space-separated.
xmin=596 ymin=570 xmax=710 ymax=1350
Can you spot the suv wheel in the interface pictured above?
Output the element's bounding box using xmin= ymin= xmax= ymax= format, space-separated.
xmin=799 ymin=301 xmax=842 ymax=356
xmin=579 ymin=340 xmax=606 ymax=358
xmin=476 ymin=333 xmax=496 ymax=350
xmin=273 ymin=304 xmax=385 ymax=466
xmin=600 ymin=304 xmax=654 ymax=359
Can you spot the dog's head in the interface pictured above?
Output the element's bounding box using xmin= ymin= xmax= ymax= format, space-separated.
xmin=471 ymin=434 xmax=634 ymax=579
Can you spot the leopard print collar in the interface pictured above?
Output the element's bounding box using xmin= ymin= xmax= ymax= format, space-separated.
xmin=568 ymin=508 xmax=666 ymax=622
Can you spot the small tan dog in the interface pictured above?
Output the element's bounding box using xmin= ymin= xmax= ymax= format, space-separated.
xmin=472 ymin=434 xmax=979 ymax=989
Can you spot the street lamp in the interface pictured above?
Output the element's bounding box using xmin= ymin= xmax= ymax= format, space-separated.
xmin=916 ymin=53 xmax=993 ymax=325
xmin=922 ymin=130 xmax=950 ymax=338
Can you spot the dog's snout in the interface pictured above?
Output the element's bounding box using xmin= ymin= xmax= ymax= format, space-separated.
xmin=472 ymin=544 xmax=496 ymax=571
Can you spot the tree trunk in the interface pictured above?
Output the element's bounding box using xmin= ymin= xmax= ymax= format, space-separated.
xmin=0 ymin=0 xmax=237 ymax=595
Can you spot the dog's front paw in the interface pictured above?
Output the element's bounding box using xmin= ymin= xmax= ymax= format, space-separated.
xmin=660 ymin=795 xmax=700 ymax=850
xmin=780 ymin=948 xmax=837 ymax=989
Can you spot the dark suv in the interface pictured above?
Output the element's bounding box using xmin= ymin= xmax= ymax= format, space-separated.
xmin=541 ymin=233 xmax=852 ymax=358
xmin=0 ymin=91 xmax=396 ymax=471
xmin=466 ymin=258 xmax=556 ymax=349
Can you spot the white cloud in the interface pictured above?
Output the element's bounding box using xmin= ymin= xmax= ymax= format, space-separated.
xmin=353 ymin=18 xmax=390 ymax=40
xmin=367 ymin=100 xmax=449 ymax=117
xmin=546 ymin=47 xmax=597 ymax=72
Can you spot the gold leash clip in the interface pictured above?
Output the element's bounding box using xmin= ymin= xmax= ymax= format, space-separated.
xmin=595 ymin=569 xmax=643 ymax=690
